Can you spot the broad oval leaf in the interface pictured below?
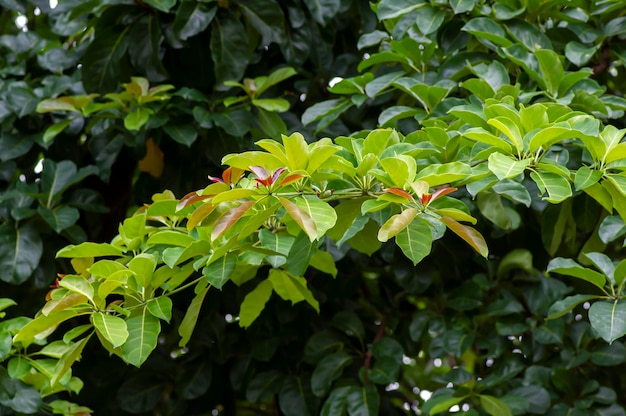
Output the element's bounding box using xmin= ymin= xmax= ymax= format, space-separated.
xmin=546 ymin=257 xmax=607 ymax=292
xmin=378 ymin=208 xmax=418 ymax=242
xmin=120 ymin=308 xmax=161 ymax=367
xmin=589 ymin=300 xmax=626 ymax=344
xmin=146 ymin=297 xmax=173 ymax=323
xmin=440 ymin=216 xmax=488 ymax=258
xmin=91 ymin=313 xmax=128 ymax=348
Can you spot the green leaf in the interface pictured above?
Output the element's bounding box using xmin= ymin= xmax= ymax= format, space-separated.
xmin=91 ymin=313 xmax=128 ymax=348
xmin=59 ymin=275 xmax=94 ymax=304
xmin=239 ymin=0 xmax=285 ymax=45
xmin=530 ymin=170 xmax=572 ymax=203
xmin=449 ymin=0 xmax=475 ymax=14
xmin=163 ymin=123 xmax=198 ymax=147
xmin=38 ymin=206 xmax=80 ymax=233
xmin=302 ymin=0 xmax=342 ymax=25
xmin=492 ymin=180 xmax=532 ymax=207
xmin=211 ymin=14 xmax=249 ymax=89
xmin=280 ymin=197 xmax=318 ymax=242
xmin=0 ymin=223 xmax=43 ymax=284
xmin=239 ymin=279 xmax=273 ymax=328
xmin=331 ymin=311 xmax=364 ymax=340
xmin=81 ymin=25 xmax=131 ymax=93
xmin=395 ymin=216 xmax=433 ymax=265
xmin=142 ymin=0 xmax=175 ymax=12
xmin=321 ymin=386 xmax=351 ymax=416
xmin=536 ymin=49 xmax=564 ymax=97
xmin=347 ymin=384 xmax=380 ymax=416
xmin=311 ymin=352 xmax=353 ymax=397
xmin=378 ymin=208 xmax=418 ymax=242
xmin=203 ymin=252 xmax=237 ymax=289
xmin=588 ymin=300 xmax=626 ymax=344
xmin=252 ymin=98 xmax=290 ymax=112
xmin=268 ymin=269 xmax=319 ymax=312
xmin=41 ymin=159 xmax=96 ymax=208
xmin=173 ymin=1 xmax=216 ymax=40
xmin=487 ymin=117 xmax=523 ymax=151
xmin=246 ymin=370 xmax=284 ymax=403
xmin=211 ymin=201 xmax=256 ymax=241
xmin=507 ymin=19 xmax=551 ymax=51
xmin=546 ymin=257 xmax=607 ymax=292
xmin=295 ymin=196 xmax=338 ymax=240
xmin=287 ymin=232 xmax=318 ymax=276
xmin=256 ymin=67 xmax=298 ymax=97
xmin=179 ymin=282 xmax=209 ymax=346
xmin=463 ymin=128 xmax=513 ymax=153
xmin=257 ymin=108 xmax=287 ymax=137
xmin=377 ymin=0 xmax=425 ymax=19
xmin=415 ymin=6 xmax=446 ymax=35
xmin=440 ymin=216 xmax=489 ymax=258
xmin=480 ymin=394 xmax=512 ymax=416
xmin=575 ymin=166 xmax=603 ymax=191
xmin=547 ymin=294 xmax=600 ymax=320
xmin=121 ymin=308 xmax=160 ymax=367
xmin=57 ymin=242 xmax=125 ymax=258
xmin=462 ymin=17 xmax=512 ymax=47
xmin=14 ymin=310 xmax=79 ymax=347
xmin=415 ymin=162 xmax=473 ymax=186
xmin=309 ymin=250 xmax=338 ymax=277
xmin=124 ymin=107 xmax=151 ymax=131
xmin=43 ymin=119 xmax=72 ymax=144
xmin=128 ymin=253 xmax=156 ymax=289
xmin=146 ymin=296 xmax=173 ymax=323
xmin=425 ymin=394 xmax=466 ymax=415
xmin=488 ymin=153 xmax=530 ymax=180
xmin=565 ymin=41 xmax=597 ymax=66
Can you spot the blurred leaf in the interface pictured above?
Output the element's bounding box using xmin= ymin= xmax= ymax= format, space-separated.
xmin=0 ymin=223 xmax=43 ymax=285
xmin=211 ymin=14 xmax=249 ymax=89
xmin=82 ymin=25 xmax=131 ymax=93
xmin=311 ymin=352 xmax=352 ymax=397
xmin=239 ymin=279 xmax=273 ymax=328
xmin=173 ymin=1 xmax=217 ymax=40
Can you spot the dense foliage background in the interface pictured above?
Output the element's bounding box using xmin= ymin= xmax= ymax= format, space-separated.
xmin=2 ymin=0 xmax=626 ymax=415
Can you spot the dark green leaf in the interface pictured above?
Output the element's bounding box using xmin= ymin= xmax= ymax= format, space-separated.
xmin=82 ymin=25 xmax=131 ymax=93
xmin=0 ymin=224 xmax=43 ymax=285
xmin=173 ymin=1 xmax=217 ymax=40
xmin=142 ymin=0 xmax=175 ymax=12
xmin=311 ymin=352 xmax=353 ymax=397
xmin=211 ymin=14 xmax=249 ymax=89
xmin=163 ymin=123 xmax=198 ymax=147
xmin=302 ymin=0 xmax=342 ymax=25
xmin=238 ymin=0 xmax=285 ymax=45
xmin=347 ymin=384 xmax=379 ymax=416
xmin=203 ymin=253 xmax=237 ymax=289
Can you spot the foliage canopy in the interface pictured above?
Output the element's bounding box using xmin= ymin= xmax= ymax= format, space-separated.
xmin=2 ymin=0 xmax=626 ymax=415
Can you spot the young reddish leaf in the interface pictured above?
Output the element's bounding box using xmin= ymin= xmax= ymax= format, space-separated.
xmin=176 ymin=191 xmax=211 ymax=211
xmin=440 ymin=216 xmax=488 ymax=258
xmin=378 ymin=208 xmax=418 ymax=242
xmin=384 ymin=187 xmax=415 ymax=202
xmin=279 ymin=197 xmax=318 ymax=241
xmin=208 ymin=175 xmax=225 ymax=184
xmin=223 ymin=166 xmax=245 ymax=186
xmin=280 ymin=173 xmax=305 ymax=186
xmin=249 ymin=166 xmax=269 ymax=181
xmin=211 ymin=201 xmax=255 ymax=241
xmin=430 ymin=185 xmax=458 ymax=201
xmin=271 ymin=167 xmax=287 ymax=184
